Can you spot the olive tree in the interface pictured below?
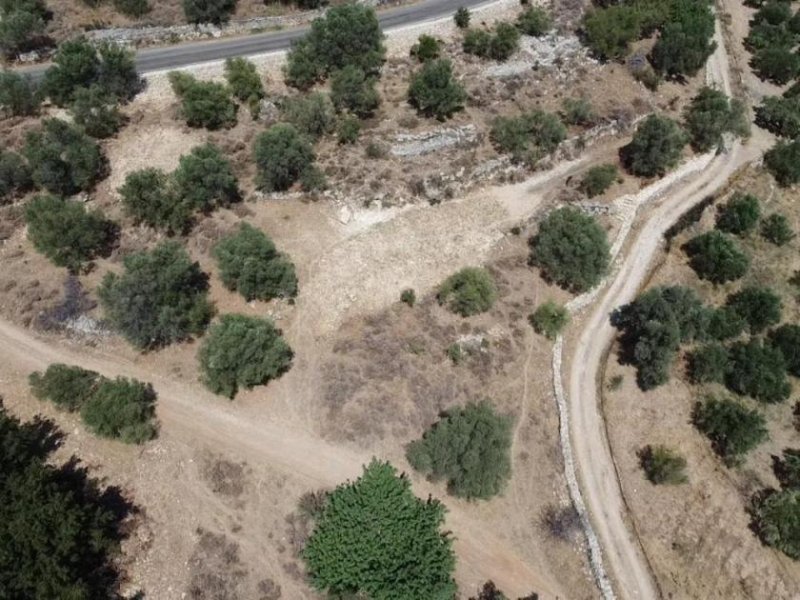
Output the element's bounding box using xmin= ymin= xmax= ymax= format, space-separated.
xmin=173 ymin=143 xmax=240 ymax=211
xmin=118 ymin=168 xmax=189 ymax=234
xmin=437 ymin=267 xmax=497 ymax=317
xmin=621 ymin=114 xmax=688 ymax=177
xmin=683 ymin=87 xmax=749 ymax=152
xmin=253 ymin=123 xmax=315 ymax=192
xmin=408 ymin=59 xmax=466 ymax=120
xmin=0 ymin=71 xmax=40 ymax=116
xmin=764 ymin=139 xmax=800 ymax=186
xmin=683 ymin=230 xmax=749 ymax=283
xmin=716 ymin=193 xmax=760 ymax=236
xmin=330 ymin=65 xmax=380 ymax=118
xmin=0 ymin=150 xmax=32 ymax=202
xmin=693 ymin=396 xmax=768 ymax=465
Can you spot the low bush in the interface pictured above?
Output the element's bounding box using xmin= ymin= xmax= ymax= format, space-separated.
xmin=437 ymin=267 xmax=497 ymax=316
xmin=561 ymin=97 xmax=595 ymax=126
xmin=336 ymin=115 xmax=360 ymax=144
xmin=406 ymin=402 xmax=513 ymax=499
xmin=213 ymin=223 xmax=298 ymax=301
xmin=463 ymin=23 xmax=520 ymax=61
xmin=224 ymin=57 xmax=264 ymax=104
xmin=579 ymin=164 xmax=617 ymax=197
xmin=581 ymin=5 xmax=641 ymax=60
xmin=490 ymin=110 xmax=566 ymax=165
xmin=529 ymin=300 xmax=569 ymax=339
xmin=183 ymin=0 xmax=236 ymax=24
xmin=753 ymin=488 xmax=800 ymax=559
xmin=639 ymin=445 xmax=688 ymax=484
xmin=29 ymin=363 xmax=100 ymax=411
xmin=454 ymin=6 xmax=470 ymax=28
xmin=198 ymin=314 xmax=293 ymax=398
xmin=168 ymin=71 xmax=237 ymax=130
xmin=25 ymin=194 xmax=116 ymax=271
xmin=517 ymin=6 xmax=552 ymax=36
xmin=281 ymin=92 xmax=336 ymax=139
xmin=410 ymin=34 xmax=441 ymax=62
xmin=401 ymin=288 xmax=416 ymax=306
xmin=761 ymin=213 xmax=794 ymax=245
xmin=693 ymin=396 xmax=768 ymax=465
xmin=113 ymin=0 xmax=150 ymax=17
xmin=408 ymin=59 xmax=466 ymax=120
xmin=0 ymin=150 xmax=32 ymax=202
xmin=683 ymin=230 xmax=749 ymax=283
xmin=0 ymin=70 xmax=40 ymax=116
xmin=716 ymin=193 xmax=760 ymax=236
xmin=330 ymin=65 xmax=380 ymax=118
xmin=253 ymin=123 xmax=315 ymax=191
xmin=81 ymin=377 xmax=157 ymax=443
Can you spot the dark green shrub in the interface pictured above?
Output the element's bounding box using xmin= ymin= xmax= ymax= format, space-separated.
xmin=198 ymin=314 xmax=293 ymax=398
xmin=761 ymin=213 xmax=794 ymax=245
xmin=726 ymin=286 xmax=781 ymax=333
xmin=118 ymin=168 xmax=189 ymax=234
xmin=25 ymin=194 xmax=116 ymax=271
xmin=531 ymin=207 xmax=610 ymax=292
xmin=517 ymin=6 xmax=552 ymax=36
xmin=23 ymin=118 xmax=106 ymax=195
xmin=300 ymin=165 xmax=326 ymax=191
xmin=764 ymin=139 xmax=800 ymax=187
xmin=683 ymin=230 xmax=749 ymax=283
xmin=283 ymin=39 xmax=325 ymax=91
xmin=707 ymin=306 xmax=746 ymax=340
xmin=408 ymin=59 xmax=466 ymax=120
xmin=113 ymin=0 xmax=151 ymax=17
xmin=683 ymin=86 xmax=750 ymax=152
xmin=281 ymin=92 xmax=335 ymax=139
xmin=579 ymin=164 xmax=618 ymax=197
xmin=716 ymin=193 xmax=760 ymax=236
xmin=224 ymin=57 xmax=264 ymax=103
xmin=0 ymin=150 xmax=32 ymax=202
xmin=183 ymin=0 xmax=236 ymax=24
xmin=726 ymin=338 xmax=791 ymax=403
xmin=689 ymin=342 xmax=729 ymax=384
xmin=463 ymin=28 xmax=492 ymax=57
xmin=173 ymin=143 xmax=240 ymax=212
xmin=336 ymin=115 xmax=361 ymax=144
xmin=755 ymin=95 xmax=800 ymax=138
xmin=639 ymin=445 xmax=688 ymax=484
xmin=773 ymin=448 xmax=800 ymax=488
xmin=752 ymin=45 xmax=800 ymax=84
xmin=169 ymin=72 xmax=237 ymax=130
xmin=330 ymin=65 xmax=380 ymax=118
xmin=769 ymin=324 xmax=800 ymax=377
xmin=650 ymin=7 xmax=716 ymax=77
xmin=407 ymin=402 xmax=513 ymax=499
xmin=98 ymin=241 xmax=214 ymax=349
xmin=303 ymin=460 xmax=456 ymax=599
xmin=29 ymin=363 xmax=100 ymax=411
xmin=253 ymin=123 xmax=315 ymax=192
xmin=410 ymin=34 xmax=441 ymax=62
xmin=454 ymin=6 xmax=470 ymax=29
xmin=621 ymin=114 xmax=688 ymax=177
xmin=745 ymin=20 xmax=795 ymax=51
xmin=81 ymin=377 xmax=157 ymax=443
xmin=490 ymin=110 xmax=566 ymax=165
xmin=0 ymin=70 xmax=39 ymax=116
xmin=529 ymin=300 xmax=569 ymax=339
xmin=561 ymin=97 xmax=595 ymax=126
xmin=693 ymin=396 xmax=768 ymax=465
xmin=581 ymin=5 xmax=641 ymax=61
xmin=213 ymin=223 xmax=298 ymax=301
xmin=447 ymin=343 xmax=464 ymax=364
xmin=437 ymin=267 xmax=497 ymax=316
xmin=400 ymin=288 xmax=416 ymax=306
xmin=489 ymin=23 xmax=521 ymax=60
xmin=70 ymin=85 xmax=124 ymax=139
xmin=0 ymin=0 xmax=47 ymax=58
xmin=753 ymin=488 xmax=800 ymax=559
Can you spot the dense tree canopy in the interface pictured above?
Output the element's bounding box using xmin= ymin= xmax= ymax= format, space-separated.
xmin=0 ymin=70 xmax=40 ymax=116
xmin=0 ymin=0 xmax=49 ymax=57
xmin=683 ymin=230 xmax=750 ymax=283
xmin=98 ymin=241 xmax=214 ymax=349
xmin=716 ymin=193 xmax=760 ymax=236
xmin=769 ymin=324 xmax=800 ymax=377
xmin=70 ymin=85 xmax=124 ymax=139
xmin=689 ymin=342 xmax=729 ymax=384
xmin=726 ymin=338 xmax=791 ymax=404
xmin=407 ymin=402 xmax=513 ymax=499
xmin=119 ymin=168 xmax=189 ymax=234
xmin=753 ymin=489 xmax=800 ymax=559
xmin=330 ymin=65 xmax=381 ymax=118
xmin=530 ymin=207 xmax=610 ymax=293
xmin=437 ymin=267 xmax=497 ymax=316
xmin=621 ymin=114 xmax=688 ymax=177
xmin=755 ymin=95 xmax=800 ymax=139
xmin=303 ymin=460 xmax=457 ymax=600
xmin=764 ymin=139 xmax=800 ymax=186
xmin=580 ymin=164 xmax=618 ymax=198
xmin=408 ymin=59 xmax=466 ymax=120
xmin=224 ymin=57 xmax=264 ymax=104
xmin=683 ymin=87 xmax=750 ymax=152
xmin=23 ymin=118 xmax=107 ymax=195
xmin=253 ymin=123 xmax=315 ymax=192
xmin=650 ymin=0 xmax=716 ymax=78
xmin=29 ymin=363 xmax=100 ymax=412
xmin=752 ymin=46 xmax=800 ymax=85
xmin=25 ymin=194 xmax=116 ymax=271
xmin=693 ymin=395 xmax=768 ymax=465
xmin=173 ymin=143 xmax=240 ymax=211
xmin=726 ymin=286 xmax=781 ymax=333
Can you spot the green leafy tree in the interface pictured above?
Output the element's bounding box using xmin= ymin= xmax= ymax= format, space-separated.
xmin=25 ymin=194 xmax=116 ymax=271
xmin=761 ymin=213 xmax=794 ymax=245
xmin=755 ymin=95 xmax=800 ymax=138
xmin=169 ymin=72 xmax=237 ymax=130
xmin=693 ymin=395 xmax=768 ymax=464
xmin=0 ymin=0 xmax=48 ymax=58
xmin=683 ymin=230 xmax=750 ymax=283
xmin=29 ymin=363 xmax=100 ymax=412
xmin=0 ymin=70 xmax=40 ymax=116
xmin=726 ymin=338 xmax=791 ymax=403
xmin=95 ymin=42 xmax=143 ymax=101
xmin=113 ymin=0 xmax=151 ymax=17
xmin=224 ymin=57 xmax=264 ymax=103
xmin=707 ymin=306 xmax=746 ymax=341
xmin=579 ymin=164 xmax=618 ymax=197
xmin=769 ymin=324 xmax=800 ymax=377
xmin=489 ymin=23 xmax=521 ymax=60
xmin=463 ymin=28 xmax=492 ymax=57
xmin=173 ymin=143 xmax=240 ymax=211
xmin=437 ymin=267 xmax=497 ymax=317
xmin=70 ymin=85 xmax=124 ymax=139
xmin=330 ymin=65 xmax=380 ymax=117
xmin=213 ymin=223 xmax=298 ymax=301
xmin=118 ymin=167 xmax=190 ymax=234
xmin=410 ymin=34 xmax=441 ymax=62
xmin=253 ymin=123 xmax=315 ymax=192
xmin=183 ymin=0 xmax=236 ymax=24
xmin=716 ymin=192 xmax=760 ymax=236
xmin=752 ymin=45 xmax=800 ymax=84
xmin=98 ymin=241 xmax=214 ymax=350
xmin=650 ymin=6 xmax=716 ymax=78
xmin=407 ymin=402 xmax=513 ymax=499
xmin=774 ymin=448 xmax=800 ymax=488
xmin=517 ymin=6 xmax=552 ymax=36
xmin=198 ymin=314 xmax=293 ymax=398
xmin=490 ymin=110 xmax=566 ymax=165
xmin=683 ymin=87 xmax=750 ymax=152
xmin=454 ymin=6 xmax=470 ymax=29
xmin=639 ymin=445 xmax=688 ymax=484
xmin=23 ymin=118 xmax=106 ymax=195
xmin=283 ymin=39 xmax=325 ymax=90
xmin=753 ymin=488 xmax=800 ymax=559
xmin=581 ymin=5 xmax=641 ymax=61
xmin=529 ymin=300 xmax=569 ymax=339
xmin=764 ymin=138 xmax=800 ymax=186
xmin=280 ymin=92 xmax=335 ymax=139
xmin=621 ymin=114 xmax=688 ymax=177
xmin=0 ymin=150 xmax=32 ymax=202
xmin=81 ymin=376 xmax=157 ymax=443
xmin=689 ymin=342 xmax=729 ymax=384
xmin=303 ymin=460 xmax=456 ymax=599
xmin=0 ymin=407 xmax=131 ymax=598
xmin=726 ymin=286 xmax=781 ymax=333
xmin=530 ymin=207 xmax=610 ymax=292
xmin=408 ymin=59 xmax=466 ymax=120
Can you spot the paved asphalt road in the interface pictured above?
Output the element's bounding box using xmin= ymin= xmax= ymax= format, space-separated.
xmin=19 ymin=0 xmax=489 ymax=77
